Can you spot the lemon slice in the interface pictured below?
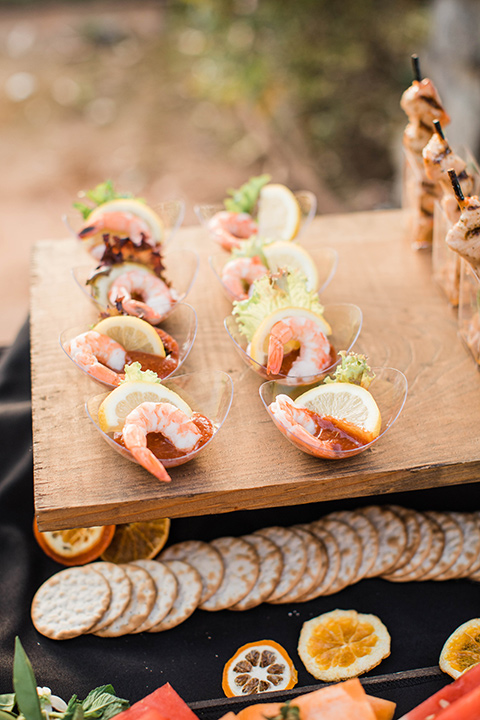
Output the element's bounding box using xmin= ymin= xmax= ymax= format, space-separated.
xmin=295 ymin=382 xmax=381 ymax=444
xmin=93 ymin=316 xmax=165 ymax=357
xmin=87 ymin=198 xmax=164 ymax=243
xmin=98 ymin=381 xmax=192 ymax=432
xmin=297 ymin=609 xmax=391 ymax=682
xmin=439 ymin=618 xmax=480 ymax=678
xmin=257 ymin=184 xmax=301 ymax=241
xmin=249 ymin=307 xmax=331 ymax=366
xmin=263 ymin=241 xmax=319 ymax=291
xmin=89 ymin=262 xmax=156 ymax=308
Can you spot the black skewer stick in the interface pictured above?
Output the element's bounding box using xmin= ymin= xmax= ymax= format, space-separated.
xmin=411 ymin=54 xmax=422 ymax=82
xmin=448 ymin=168 xmax=466 ymax=209
xmin=433 ymin=119 xmax=445 ymax=139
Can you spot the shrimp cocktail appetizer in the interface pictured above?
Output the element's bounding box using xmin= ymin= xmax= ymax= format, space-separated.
xmin=260 ymin=352 xmax=408 ymax=460
xmin=401 ymin=54 xmax=450 ymax=249
xmin=86 ymin=364 xmax=233 ymax=483
xmin=225 ymin=270 xmax=362 ymax=386
xmin=70 ymin=181 xmax=197 ymax=324
xmin=61 ymin=309 xmax=197 ymax=388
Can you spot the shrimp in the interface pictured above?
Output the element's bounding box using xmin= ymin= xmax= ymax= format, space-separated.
xmin=208 ymin=211 xmax=258 ymax=251
xmin=79 ymin=211 xmax=154 ymax=247
xmin=221 ymin=256 xmax=268 ymax=299
xmin=122 ymin=401 xmax=202 ymax=482
xmin=63 ymin=331 xmax=126 ymax=386
xmin=108 ymin=269 xmax=176 ymax=324
xmin=268 ymin=394 xmax=338 ymax=458
xmin=267 ymin=316 xmax=331 ymax=381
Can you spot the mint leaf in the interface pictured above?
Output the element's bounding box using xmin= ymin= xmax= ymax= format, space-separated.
xmin=81 ymin=686 xmax=129 ymax=720
xmin=63 ymin=696 xmax=83 ymax=720
xmin=12 ymin=638 xmax=43 ymax=720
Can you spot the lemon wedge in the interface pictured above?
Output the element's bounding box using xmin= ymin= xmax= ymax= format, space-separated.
xmin=93 ymin=316 xmax=165 ymax=357
xmin=295 ymin=382 xmax=382 ymax=444
xmin=257 ymin=184 xmax=301 ymax=241
xmin=249 ymin=307 xmax=331 ymax=366
xmin=98 ymin=381 xmax=192 ymax=433
xmin=87 ymin=198 xmax=164 ymax=243
xmin=263 ymin=241 xmax=319 ymax=291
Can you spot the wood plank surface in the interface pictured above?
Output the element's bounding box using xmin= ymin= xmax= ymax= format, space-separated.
xmin=31 ymin=209 xmax=480 ymax=530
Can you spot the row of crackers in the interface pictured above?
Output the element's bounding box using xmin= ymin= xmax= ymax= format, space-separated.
xmin=31 ymin=505 xmax=480 ymax=639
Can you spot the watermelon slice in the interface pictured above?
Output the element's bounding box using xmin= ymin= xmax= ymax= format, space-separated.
xmin=400 ymin=661 xmax=480 ymax=719
xmin=116 ymin=683 xmax=199 ymax=720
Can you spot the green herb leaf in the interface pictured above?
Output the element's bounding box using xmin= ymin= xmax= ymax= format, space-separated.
xmin=0 ymin=695 xmax=15 ymax=713
xmin=0 ymin=710 xmax=17 ymax=720
xmin=265 ymin=700 xmax=301 ymax=719
xmin=73 ymin=180 xmax=138 ymax=219
xmin=63 ymin=695 xmax=83 ymax=720
xmin=224 ymin=174 xmax=271 ymax=214
xmin=12 ymin=638 xmax=43 ymax=720
xmin=81 ymin=686 xmax=129 ymax=720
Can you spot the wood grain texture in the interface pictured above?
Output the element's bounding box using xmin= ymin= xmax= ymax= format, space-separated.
xmin=31 ymin=210 xmax=480 ymax=530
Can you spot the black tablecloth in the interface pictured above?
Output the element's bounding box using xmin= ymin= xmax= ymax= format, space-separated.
xmin=1 ymin=319 xmax=479 ymax=718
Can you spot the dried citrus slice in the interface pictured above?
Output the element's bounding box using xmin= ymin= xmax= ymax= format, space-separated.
xmin=439 ymin=618 xmax=480 ymax=678
xmin=257 ymin=184 xmax=301 ymax=241
xmin=87 ymin=198 xmax=164 ymax=244
xmin=297 ymin=608 xmax=391 ymax=682
xmin=101 ymin=518 xmax=170 ymax=564
xmin=249 ymin=307 xmax=331 ymax=367
xmin=263 ymin=241 xmax=319 ymax=292
xmin=93 ymin=315 xmax=165 ymax=357
xmin=295 ymin=382 xmax=382 ymax=444
xmin=97 ymin=379 xmax=192 ymax=433
xmin=222 ymin=640 xmax=298 ymax=697
xmin=33 ymin=518 xmax=115 ymax=566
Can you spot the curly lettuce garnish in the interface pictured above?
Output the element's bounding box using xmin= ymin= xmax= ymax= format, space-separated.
xmin=233 ymin=270 xmax=324 ymax=342
xmin=73 ymin=180 xmax=142 ymax=220
xmin=231 ymin=234 xmax=269 ymax=265
xmin=224 ymin=174 xmax=271 ymax=214
xmin=324 ymin=351 xmax=375 ymax=389
xmin=121 ymin=362 xmax=162 ymax=385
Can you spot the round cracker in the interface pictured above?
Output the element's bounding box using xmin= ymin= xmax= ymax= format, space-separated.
xmin=382 ymin=510 xmax=434 ymax=581
xmin=383 ymin=506 xmax=421 ymax=574
xmin=270 ymin=527 xmax=327 ymax=604
xmin=326 ymin=510 xmax=379 ymax=580
xmin=200 ymin=537 xmax=259 ymax=611
xmin=420 ymin=511 xmax=463 ymax=581
xmin=88 ymin=562 xmax=132 ymax=633
xmin=314 ymin=518 xmax=362 ymax=595
xmin=150 ymin=559 xmax=202 ymax=631
xmin=255 ymin=526 xmax=307 ymax=602
xmin=467 ymin=512 xmax=480 ymax=578
xmin=429 ymin=511 xmax=480 ymax=580
xmin=390 ymin=512 xmax=445 ymax=582
xmin=130 ymin=560 xmax=178 ymax=632
xmin=361 ymin=505 xmax=407 ymax=577
xmin=294 ymin=524 xmax=340 ymax=600
xmin=95 ymin=564 xmax=156 ymax=637
xmin=159 ymin=540 xmax=224 ymax=604
xmin=32 ymin=566 xmax=111 ymax=640
xmin=229 ymin=534 xmax=283 ymax=611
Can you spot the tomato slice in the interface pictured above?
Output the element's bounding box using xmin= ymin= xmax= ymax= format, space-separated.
xmin=33 ymin=518 xmax=115 ymax=566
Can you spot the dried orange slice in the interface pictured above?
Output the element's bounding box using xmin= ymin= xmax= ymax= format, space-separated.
xmin=101 ymin=518 xmax=170 ymax=563
xmin=33 ymin=518 xmax=115 ymax=566
xmin=297 ymin=608 xmax=391 ymax=682
xmin=222 ymin=640 xmax=298 ymax=697
xmin=439 ymin=618 xmax=480 ymax=678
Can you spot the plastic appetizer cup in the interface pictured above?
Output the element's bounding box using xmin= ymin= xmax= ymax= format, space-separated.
xmin=71 ymin=247 xmax=199 ymax=320
xmin=194 ymin=190 xmax=317 ymax=246
xmin=85 ymin=370 xmax=234 ymax=471
xmin=224 ymin=303 xmax=363 ymax=386
xmin=259 ymin=366 xmax=408 ymax=459
xmin=63 ymin=198 xmax=186 ymax=253
xmin=60 ymin=302 xmax=198 ymax=389
xmin=209 ymin=246 xmax=339 ymax=303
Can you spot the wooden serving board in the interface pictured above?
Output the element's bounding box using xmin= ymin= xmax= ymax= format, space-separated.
xmin=31 ymin=209 xmax=480 ymax=531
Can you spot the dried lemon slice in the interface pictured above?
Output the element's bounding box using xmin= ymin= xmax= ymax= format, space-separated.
xmin=222 ymin=640 xmax=298 ymax=697
xmin=297 ymin=608 xmax=391 ymax=682
xmin=439 ymin=618 xmax=480 ymax=679
xmin=101 ymin=518 xmax=170 ymax=564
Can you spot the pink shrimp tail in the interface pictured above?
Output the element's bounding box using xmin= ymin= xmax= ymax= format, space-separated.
xmin=130 ymin=446 xmax=171 ymax=482
xmin=267 ymin=322 xmax=292 ymax=375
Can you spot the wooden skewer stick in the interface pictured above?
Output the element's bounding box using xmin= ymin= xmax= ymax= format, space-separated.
xmin=411 ymin=54 xmax=422 ymax=82
xmin=448 ymin=169 xmax=466 ymax=209
xmin=433 ymin=119 xmax=445 ymax=140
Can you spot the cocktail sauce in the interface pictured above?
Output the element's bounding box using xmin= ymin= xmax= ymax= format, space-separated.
xmin=124 ymin=328 xmax=179 ymax=378
xmin=115 ymin=412 xmax=214 ymax=460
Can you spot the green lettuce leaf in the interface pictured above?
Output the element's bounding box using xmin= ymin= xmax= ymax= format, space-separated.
xmin=224 ymin=174 xmax=271 ymax=214
xmin=324 ymin=351 xmax=375 ymax=388
xmin=232 ymin=270 xmax=324 ymax=341
xmin=73 ymin=180 xmax=141 ymax=220
xmin=231 ymin=234 xmax=268 ymax=265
